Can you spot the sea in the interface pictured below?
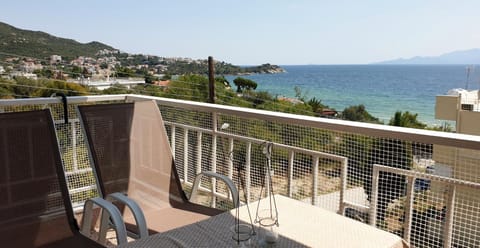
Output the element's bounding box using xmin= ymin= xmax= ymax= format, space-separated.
xmin=226 ymin=65 xmax=480 ymax=125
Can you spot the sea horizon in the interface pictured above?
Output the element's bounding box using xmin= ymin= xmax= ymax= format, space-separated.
xmin=226 ymin=64 xmax=480 ymax=125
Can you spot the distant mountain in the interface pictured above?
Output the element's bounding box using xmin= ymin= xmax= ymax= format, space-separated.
xmin=0 ymin=22 xmax=115 ymax=60
xmin=376 ymin=49 xmax=480 ymax=65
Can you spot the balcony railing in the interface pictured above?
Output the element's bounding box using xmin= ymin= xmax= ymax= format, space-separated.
xmin=371 ymin=164 xmax=480 ymax=247
xmin=1 ymin=94 xmax=480 ymax=248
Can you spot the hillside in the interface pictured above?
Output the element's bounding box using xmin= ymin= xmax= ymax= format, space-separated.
xmin=376 ymin=48 xmax=480 ymax=64
xmin=0 ymin=22 xmax=115 ymax=60
xmin=0 ymin=22 xmax=285 ymax=75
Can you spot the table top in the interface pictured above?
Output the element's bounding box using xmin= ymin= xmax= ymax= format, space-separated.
xmin=120 ymin=195 xmax=408 ymax=248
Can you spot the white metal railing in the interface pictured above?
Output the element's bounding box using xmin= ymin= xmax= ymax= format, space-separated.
xmin=1 ymin=94 xmax=479 ymax=150
xmin=125 ymin=94 xmax=480 ymax=151
xmin=370 ymin=164 xmax=480 ymax=247
xmin=2 ymin=94 xmax=480 ymax=247
xmin=164 ymin=119 xmax=348 ymax=207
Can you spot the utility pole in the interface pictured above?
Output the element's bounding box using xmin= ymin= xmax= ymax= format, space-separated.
xmin=208 ymin=56 xmax=215 ymax=103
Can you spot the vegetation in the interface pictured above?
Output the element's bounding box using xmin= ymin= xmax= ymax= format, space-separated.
xmin=341 ymin=104 xmax=382 ymax=124
xmin=428 ymin=122 xmax=453 ymax=132
xmin=233 ymin=77 xmax=257 ymax=93
xmin=0 ymin=21 xmax=285 ymax=77
xmin=243 ymin=63 xmax=285 ymax=74
xmin=389 ymin=111 xmax=427 ymax=129
xmin=0 ymin=77 xmax=89 ymax=99
xmin=0 ymin=22 xmax=115 ymax=60
xmin=150 ymin=60 xmax=284 ymax=76
xmin=115 ymin=67 xmax=136 ymax=78
xmin=307 ymin=97 xmax=325 ymax=115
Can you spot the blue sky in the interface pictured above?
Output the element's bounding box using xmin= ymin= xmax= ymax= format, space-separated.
xmin=2 ymin=0 xmax=480 ymax=65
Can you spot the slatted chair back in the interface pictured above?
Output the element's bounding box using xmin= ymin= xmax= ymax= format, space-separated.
xmin=0 ymin=109 xmax=104 ymax=248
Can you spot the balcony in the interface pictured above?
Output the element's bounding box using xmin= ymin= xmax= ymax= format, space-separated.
xmin=1 ymin=94 xmax=479 ymax=248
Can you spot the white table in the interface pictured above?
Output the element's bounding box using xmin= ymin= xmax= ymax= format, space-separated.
xmin=121 ymin=195 xmax=408 ymax=247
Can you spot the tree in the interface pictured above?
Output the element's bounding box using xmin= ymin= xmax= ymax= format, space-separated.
xmin=341 ymin=105 xmax=381 ymax=123
xmin=389 ymin=111 xmax=426 ymax=129
xmin=161 ymin=73 xmax=172 ymax=80
xmin=307 ymin=97 xmax=325 ymax=115
xmin=215 ymin=76 xmax=231 ymax=88
xmin=10 ymin=77 xmax=40 ymax=97
xmin=294 ymin=86 xmax=308 ymax=102
xmin=144 ymin=73 xmax=159 ymax=84
xmin=70 ymin=66 xmax=83 ymax=78
xmin=0 ymin=78 xmax=16 ymax=98
xmin=233 ymin=77 xmax=257 ymax=93
xmin=99 ymin=62 xmax=108 ymax=69
xmin=82 ymin=67 xmax=92 ymax=78
xmin=33 ymin=69 xmax=54 ymax=78
xmin=115 ymin=67 xmax=136 ymax=78
xmin=35 ymin=80 xmax=88 ymax=97
xmin=102 ymin=83 xmax=132 ymax=94
xmin=164 ymin=75 xmax=209 ymax=101
xmin=244 ymin=90 xmax=273 ymax=106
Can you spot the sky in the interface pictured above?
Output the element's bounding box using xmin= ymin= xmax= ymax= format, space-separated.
xmin=2 ymin=0 xmax=480 ymax=65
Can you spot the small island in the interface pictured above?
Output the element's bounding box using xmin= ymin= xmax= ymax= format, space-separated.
xmin=243 ymin=63 xmax=286 ymax=74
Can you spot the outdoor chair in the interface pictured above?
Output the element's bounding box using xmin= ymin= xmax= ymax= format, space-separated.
xmin=0 ymin=109 xmax=127 ymax=247
xmin=78 ymin=100 xmax=238 ymax=238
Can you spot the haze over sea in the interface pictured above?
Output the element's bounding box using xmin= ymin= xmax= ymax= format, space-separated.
xmin=228 ymin=65 xmax=480 ymax=125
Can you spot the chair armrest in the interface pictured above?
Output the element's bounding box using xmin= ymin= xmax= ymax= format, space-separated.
xmin=106 ymin=192 xmax=148 ymax=240
xmin=81 ymin=197 xmax=128 ymax=245
xmin=190 ymin=171 xmax=239 ymax=208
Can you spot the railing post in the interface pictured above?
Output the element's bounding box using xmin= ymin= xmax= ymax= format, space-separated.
xmin=339 ymin=157 xmax=348 ymax=215
xmin=369 ymin=165 xmax=380 ymax=227
xmin=443 ymin=185 xmax=456 ymax=248
xmin=287 ymin=151 xmax=295 ymax=198
xmin=183 ymin=129 xmax=189 ymax=182
xmin=245 ymin=142 xmax=252 ymax=203
xmin=208 ymin=56 xmax=215 ymax=104
xmin=311 ymin=155 xmax=319 ymax=206
xmin=71 ymin=120 xmax=78 ymax=171
xmin=403 ymin=176 xmax=415 ymax=243
xmin=171 ymin=125 xmax=176 ymax=158
xmin=227 ymin=138 xmax=234 ymax=180
xmin=227 ymin=138 xmax=234 ymax=201
xmin=211 ymin=113 xmax=218 ymax=208
xmin=196 ymin=132 xmax=202 ymax=175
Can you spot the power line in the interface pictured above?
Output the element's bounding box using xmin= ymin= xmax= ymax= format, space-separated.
xmin=216 ymin=91 xmax=315 ymax=116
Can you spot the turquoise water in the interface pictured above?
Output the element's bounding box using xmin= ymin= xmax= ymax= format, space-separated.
xmin=226 ymin=65 xmax=480 ymax=125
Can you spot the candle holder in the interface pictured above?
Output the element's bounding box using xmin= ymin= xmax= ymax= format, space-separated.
xmin=220 ymin=123 xmax=256 ymax=246
xmin=254 ymin=142 xmax=279 ymax=245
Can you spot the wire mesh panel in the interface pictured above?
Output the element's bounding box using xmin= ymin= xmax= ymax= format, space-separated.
xmin=55 ymin=121 xmax=98 ymax=207
xmin=408 ymin=188 xmax=446 ymax=248
xmin=453 ymin=188 xmax=480 ymax=248
xmin=372 ymin=164 xmax=480 ymax=248
xmin=0 ymin=98 xmax=124 ymax=209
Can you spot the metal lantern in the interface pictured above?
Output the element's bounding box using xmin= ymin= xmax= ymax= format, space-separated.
xmin=219 ymin=123 xmax=255 ymax=245
xmin=254 ymin=142 xmax=279 ymax=244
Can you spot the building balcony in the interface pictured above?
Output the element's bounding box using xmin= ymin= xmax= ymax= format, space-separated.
xmin=1 ymin=94 xmax=479 ymax=247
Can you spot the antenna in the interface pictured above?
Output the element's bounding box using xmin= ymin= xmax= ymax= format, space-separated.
xmin=465 ymin=65 xmax=474 ymax=89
